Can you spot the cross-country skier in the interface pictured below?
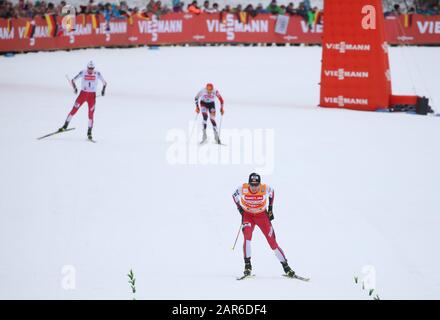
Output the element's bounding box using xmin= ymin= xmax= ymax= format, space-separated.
xmin=58 ymin=61 xmax=107 ymax=141
xmin=194 ymin=83 xmax=224 ymax=144
xmin=233 ymin=173 xmax=296 ymax=279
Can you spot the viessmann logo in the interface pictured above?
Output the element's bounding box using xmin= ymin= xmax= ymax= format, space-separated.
xmin=0 ymin=27 xmax=14 ymax=40
xmin=326 ymin=42 xmax=371 ymax=53
xmin=417 ymin=21 xmax=440 ymax=34
xmin=324 ymin=96 xmax=369 ymax=107
xmin=324 ymin=69 xmax=369 ymax=80
xmin=206 ymin=13 xmax=269 ymax=41
xmin=138 ymin=15 xmax=183 ymax=42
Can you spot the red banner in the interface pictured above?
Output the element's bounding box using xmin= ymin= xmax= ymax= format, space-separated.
xmin=0 ymin=13 xmax=439 ymax=53
xmin=320 ymin=0 xmax=392 ymax=111
xmin=384 ymin=14 xmax=440 ymax=45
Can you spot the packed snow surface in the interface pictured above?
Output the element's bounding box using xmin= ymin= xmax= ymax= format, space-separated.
xmin=1 ymin=45 xmax=440 ymax=299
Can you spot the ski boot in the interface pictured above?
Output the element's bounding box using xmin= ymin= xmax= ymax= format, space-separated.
xmin=213 ymin=129 xmax=221 ymax=144
xmin=244 ymin=258 xmax=252 ymax=277
xmin=87 ymin=128 xmax=93 ymax=141
xmin=200 ymin=129 xmax=207 ymax=144
xmin=281 ymin=261 xmax=295 ymax=278
xmin=58 ymin=121 xmax=69 ymax=132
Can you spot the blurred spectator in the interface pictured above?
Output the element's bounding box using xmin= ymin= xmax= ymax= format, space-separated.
xmin=303 ymin=0 xmax=311 ymax=11
xmin=46 ymin=1 xmax=55 ymax=14
xmin=286 ymin=2 xmax=296 ymax=15
xmin=415 ymin=0 xmax=440 ymax=15
xmin=255 ymin=3 xmax=267 ymax=14
xmin=221 ymin=4 xmax=231 ymax=14
xmin=0 ymin=1 xmax=9 ymax=18
xmin=16 ymin=0 xmax=25 ymax=16
xmin=307 ymin=6 xmax=321 ymax=28
xmin=244 ymin=4 xmax=258 ymax=17
xmin=22 ymin=1 xmax=35 ymax=18
xmin=172 ymin=0 xmax=184 ymax=13
xmin=146 ymin=0 xmax=157 ymax=13
xmin=141 ymin=0 xmax=167 ymax=16
xmin=1 ymin=0 xmax=439 ymax=20
xmin=103 ymin=2 xmax=112 ymax=20
xmin=211 ymin=2 xmax=219 ymax=12
xmin=56 ymin=1 xmax=66 ymax=15
xmin=296 ymin=1 xmax=308 ymax=20
xmin=119 ymin=1 xmax=130 ymax=16
xmin=33 ymin=1 xmax=47 ymax=16
xmin=156 ymin=1 xmax=170 ymax=15
xmin=279 ymin=4 xmax=286 ymax=14
xmin=266 ymin=0 xmax=283 ymax=15
xmin=86 ymin=0 xmax=97 ymax=14
xmin=201 ymin=1 xmax=209 ymax=13
xmin=188 ymin=1 xmax=201 ymax=14
xmin=234 ymin=4 xmax=242 ymax=13
xmin=384 ymin=0 xmax=418 ymax=14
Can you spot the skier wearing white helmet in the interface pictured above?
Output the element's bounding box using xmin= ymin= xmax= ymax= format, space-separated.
xmin=59 ymin=61 xmax=107 ymax=141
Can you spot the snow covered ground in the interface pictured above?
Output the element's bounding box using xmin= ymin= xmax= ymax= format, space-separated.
xmin=0 ymin=45 xmax=440 ymax=299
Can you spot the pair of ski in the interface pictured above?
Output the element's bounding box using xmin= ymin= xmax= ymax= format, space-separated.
xmin=37 ymin=128 xmax=97 ymax=143
xmin=237 ymin=274 xmax=310 ymax=282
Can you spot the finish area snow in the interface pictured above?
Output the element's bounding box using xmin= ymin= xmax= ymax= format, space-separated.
xmin=1 ymin=46 xmax=440 ymax=299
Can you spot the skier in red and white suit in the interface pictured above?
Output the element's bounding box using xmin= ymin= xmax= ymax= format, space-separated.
xmin=59 ymin=61 xmax=107 ymax=140
xmin=233 ymin=173 xmax=296 ymax=278
xmin=194 ymin=83 xmax=224 ymax=144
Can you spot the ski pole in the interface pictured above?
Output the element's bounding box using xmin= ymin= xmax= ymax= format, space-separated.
xmin=65 ymin=74 xmax=76 ymax=94
xmin=218 ymin=114 xmax=223 ymax=142
xmin=65 ymin=74 xmax=72 ymax=86
xmin=188 ymin=112 xmax=199 ymax=144
xmin=231 ymin=222 xmax=242 ymax=251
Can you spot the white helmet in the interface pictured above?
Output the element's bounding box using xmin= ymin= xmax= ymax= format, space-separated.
xmin=87 ymin=61 xmax=95 ymax=69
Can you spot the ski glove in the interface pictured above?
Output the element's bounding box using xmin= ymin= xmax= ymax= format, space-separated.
xmin=220 ymin=106 xmax=224 ymax=115
xmin=195 ymin=106 xmax=200 ymax=114
xmin=101 ymin=85 xmax=106 ymax=96
xmin=267 ymin=206 xmax=274 ymax=221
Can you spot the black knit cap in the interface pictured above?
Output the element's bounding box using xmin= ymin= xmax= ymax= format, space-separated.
xmin=248 ymin=173 xmax=261 ymax=186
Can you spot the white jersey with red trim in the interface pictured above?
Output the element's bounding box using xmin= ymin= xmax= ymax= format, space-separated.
xmin=195 ymin=88 xmax=224 ymax=105
xmin=73 ymin=70 xmax=107 ymax=93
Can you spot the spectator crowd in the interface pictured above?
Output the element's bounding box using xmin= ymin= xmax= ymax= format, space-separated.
xmin=383 ymin=0 xmax=439 ymax=15
xmin=0 ymin=0 xmax=439 ymax=20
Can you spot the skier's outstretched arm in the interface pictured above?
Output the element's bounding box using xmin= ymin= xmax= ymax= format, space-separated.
xmin=232 ymin=187 xmax=244 ymax=215
xmin=267 ymin=187 xmax=275 ymax=221
xmin=216 ymin=91 xmax=224 ymax=115
xmin=194 ymin=90 xmax=202 ymax=113
xmin=70 ymin=71 xmax=82 ymax=94
xmin=97 ymin=71 xmax=107 ymax=96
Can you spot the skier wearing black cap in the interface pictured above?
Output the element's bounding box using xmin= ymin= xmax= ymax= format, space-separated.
xmin=233 ymin=173 xmax=301 ymax=280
